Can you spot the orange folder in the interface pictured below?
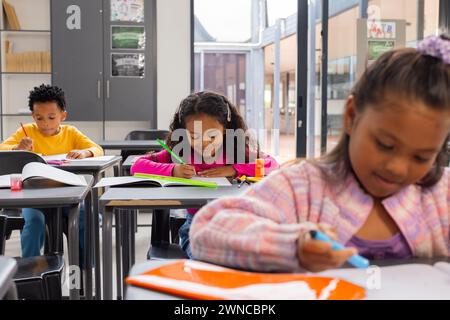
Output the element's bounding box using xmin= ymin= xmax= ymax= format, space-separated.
xmin=126 ymin=260 xmax=365 ymax=300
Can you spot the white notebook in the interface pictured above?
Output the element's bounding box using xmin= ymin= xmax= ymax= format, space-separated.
xmin=318 ymin=262 xmax=450 ymax=300
xmin=42 ymin=154 xmax=115 ymax=162
xmin=94 ymin=176 xmax=231 ymax=188
xmin=0 ymin=162 xmax=87 ymax=188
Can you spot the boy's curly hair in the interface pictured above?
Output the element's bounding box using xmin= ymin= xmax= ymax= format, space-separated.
xmin=28 ymin=84 xmax=66 ymax=111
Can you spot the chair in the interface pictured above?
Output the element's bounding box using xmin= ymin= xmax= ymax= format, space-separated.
xmin=13 ymin=254 xmax=64 ymax=300
xmin=0 ymin=150 xmax=47 ymax=175
xmin=0 ymin=256 xmax=18 ymax=300
xmin=147 ymin=243 xmax=188 ymax=260
xmin=121 ymin=129 xmax=169 ymax=161
xmin=0 ymin=215 xmax=7 ymax=255
xmin=0 ymin=151 xmax=65 ymax=299
xmin=0 ymin=151 xmax=46 ymax=246
xmin=120 ymin=130 xmax=183 ymax=261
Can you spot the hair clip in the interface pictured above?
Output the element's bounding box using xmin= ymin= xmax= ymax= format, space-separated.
xmin=417 ymin=35 xmax=450 ymax=65
xmin=226 ymin=103 xmax=231 ymax=122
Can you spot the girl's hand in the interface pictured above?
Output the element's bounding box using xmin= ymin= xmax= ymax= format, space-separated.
xmin=13 ymin=137 xmax=33 ymax=151
xmin=173 ymin=164 xmax=196 ymax=179
xmin=198 ymin=166 xmax=237 ymax=178
xmin=298 ymin=224 xmax=357 ymax=273
xmin=67 ymin=150 xmax=93 ymax=159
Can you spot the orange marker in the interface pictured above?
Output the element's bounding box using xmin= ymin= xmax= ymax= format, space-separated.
xmin=255 ymin=159 xmax=265 ymax=178
xmin=20 ymin=122 xmax=28 ymax=137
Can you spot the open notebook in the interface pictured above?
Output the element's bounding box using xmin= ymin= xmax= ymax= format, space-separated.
xmin=42 ymin=154 xmax=116 ymax=164
xmin=318 ymin=262 xmax=450 ymax=300
xmin=126 ymin=260 xmax=365 ymax=300
xmin=0 ymin=162 xmax=87 ymax=188
xmin=94 ymin=174 xmax=231 ymax=189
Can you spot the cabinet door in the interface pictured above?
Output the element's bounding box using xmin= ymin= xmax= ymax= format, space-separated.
xmin=51 ymin=0 xmax=103 ymax=121
xmin=102 ymin=0 xmax=156 ymax=124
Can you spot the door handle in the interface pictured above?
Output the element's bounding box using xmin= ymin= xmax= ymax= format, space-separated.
xmin=97 ymin=80 xmax=101 ymax=99
xmin=106 ymin=80 xmax=110 ymax=99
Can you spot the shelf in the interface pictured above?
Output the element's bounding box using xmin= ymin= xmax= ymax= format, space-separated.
xmin=1 ymin=114 xmax=31 ymax=117
xmin=0 ymin=29 xmax=50 ymax=33
xmin=1 ymin=72 xmax=51 ymax=75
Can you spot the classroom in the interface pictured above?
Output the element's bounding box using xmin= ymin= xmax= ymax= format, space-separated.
xmin=0 ymin=0 xmax=450 ymax=308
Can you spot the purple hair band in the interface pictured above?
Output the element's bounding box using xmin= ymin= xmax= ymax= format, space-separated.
xmin=417 ymin=35 xmax=450 ymax=65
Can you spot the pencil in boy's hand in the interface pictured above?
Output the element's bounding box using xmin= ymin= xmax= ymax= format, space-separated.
xmin=20 ymin=122 xmax=28 ymax=137
xmin=156 ymin=138 xmax=186 ymax=164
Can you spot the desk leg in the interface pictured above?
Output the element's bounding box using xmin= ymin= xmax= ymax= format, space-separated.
xmin=94 ymin=173 xmax=102 ymax=300
xmin=55 ymin=208 xmax=63 ymax=252
xmin=122 ymin=209 xmax=135 ymax=289
xmin=84 ymin=191 xmax=93 ymax=300
xmin=102 ymin=205 xmax=113 ymax=300
xmin=115 ymin=210 xmax=123 ymax=300
xmin=131 ymin=210 xmax=136 ymax=266
xmin=68 ymin=203 xmax=80 ymax=300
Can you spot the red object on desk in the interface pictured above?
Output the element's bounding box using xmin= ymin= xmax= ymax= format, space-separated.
xmin=10 ymin=174 xmax=23 ymax=191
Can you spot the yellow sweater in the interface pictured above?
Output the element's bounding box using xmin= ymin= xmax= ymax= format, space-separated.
xmin=0 ymin=123 xmax=104 ymax=157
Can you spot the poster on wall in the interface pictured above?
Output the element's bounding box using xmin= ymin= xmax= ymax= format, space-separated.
xmin=111 ymin=53 xmax=145 ymax=77
xmin=111 ymin=0 xmax=144 ymax=23
xmin=367 ymin=21 xmax=396 ymax=39
xmin=368 ymin=40 xmax=395 ymax=61
xmin=112 ymin=26 xmax=146 ymax=49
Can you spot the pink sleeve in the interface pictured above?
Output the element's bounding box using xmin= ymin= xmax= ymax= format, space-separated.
xmin=130 ymin=150 xmax=176 ymax=177
xmin=190 ymin=167 xmax=313 ymax=272
xmin=232 ymin=153 xmax=279 ymax=177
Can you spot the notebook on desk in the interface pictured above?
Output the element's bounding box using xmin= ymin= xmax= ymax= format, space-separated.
xmin=318 ymin=262 xmax=450 ymax=300
xmin=42 ymin=154 xmax=116 ymax=164
xmin=94 ymin=174 xmax=231 ymax=189
xmin=0 ymin=162 xmax=87 ymax=188
xmin=126 ymin=260 xmax=365 ymax=300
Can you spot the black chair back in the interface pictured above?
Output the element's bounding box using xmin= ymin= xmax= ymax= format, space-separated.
xmin=125 ymin=129 xmax=169 ymax=141
xmin=0 ymin=151 xmax=46 ymax=175
xmin=121 ymin=129 xmax=169 ymax=160
xmin=0 ymin=151 xmax=47 ymax=248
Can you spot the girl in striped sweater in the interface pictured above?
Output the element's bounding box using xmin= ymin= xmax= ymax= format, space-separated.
xmin=190 ymin=35 xmax=450 ymax=272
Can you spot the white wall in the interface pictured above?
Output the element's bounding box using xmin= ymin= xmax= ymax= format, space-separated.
xmin=156 ymin=0 xmax=191 ymax=129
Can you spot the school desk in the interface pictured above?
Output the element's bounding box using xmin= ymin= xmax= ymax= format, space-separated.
xmin=98 ymin=185 xmax=248 ymax=300
xmin=51 ymin=155 xmax=122 ymax=300
xmin=0 ymin=256 xmax=17 ymax=300
xmin=125 ymin=258 xmax=450 ymax=300
xmin=122 ymin=155 xmax=141 ymax=175
xmin=0 ymin=175 xmax=94 ymax=300
xmin=97 ymin=140 xmax=162 ymax=152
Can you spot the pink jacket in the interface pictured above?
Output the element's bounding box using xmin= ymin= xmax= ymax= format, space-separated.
xmin=130 ymin=149 xmax=279 ymax=214
xmin=190 ymin=161 xmax=450 ymax=272
xmin=130 ymin=149 xmax=279 ymax=178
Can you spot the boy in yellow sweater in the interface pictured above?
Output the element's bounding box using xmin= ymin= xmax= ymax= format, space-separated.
xmin=0 ymin=84 xmax=103 ymax=258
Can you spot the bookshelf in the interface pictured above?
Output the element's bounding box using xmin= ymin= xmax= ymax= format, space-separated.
xmin=0 ymin=0 xmax=51 ymax=140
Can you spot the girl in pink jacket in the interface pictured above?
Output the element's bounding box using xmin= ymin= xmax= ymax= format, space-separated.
xmin=190 ymin=35 xmax=450 ymax=272
xmin=131 ymin=91 xmax=279 ymax=257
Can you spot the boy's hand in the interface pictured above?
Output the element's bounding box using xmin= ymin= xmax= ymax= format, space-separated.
xmin=67 ymin=150 xmax=93 ymax=159
xmin=298 ymin=225 xmax=357 ymax=273
xmin=198 ymin=166 xmax=237 ymax=178
xmin=13 ymin=137 xmax=33 ymax=151
xmin=173 ymin=164 xmax=196 ymax=179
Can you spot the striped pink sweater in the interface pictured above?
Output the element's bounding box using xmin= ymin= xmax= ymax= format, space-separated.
xmin=190 ymin=161 xmax=450 ymax=272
